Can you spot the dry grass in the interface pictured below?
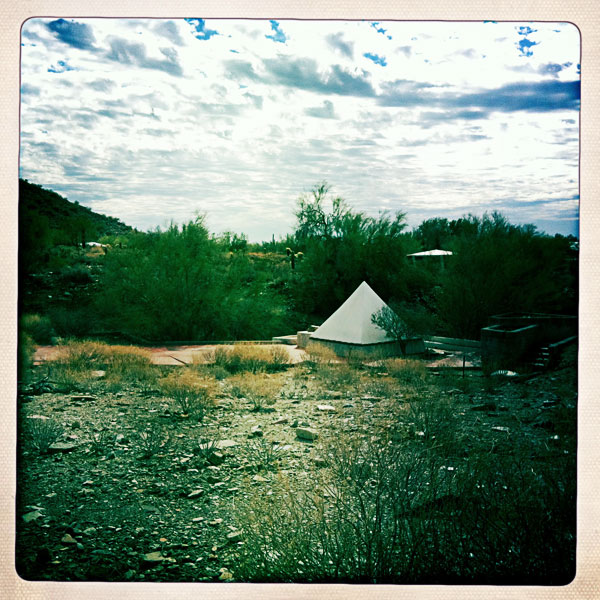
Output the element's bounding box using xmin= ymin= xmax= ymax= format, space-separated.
xmin=46 ymin=340 xmax=156 ymax=391
xmin=158 ymin=369 xmax=217 ymax=418
xmin=383 ymin=358 xmax=427 ymax=388
xmin=207 ymin=344 xmax=292 ymax=374
xmin=225 ymin=372 xmax=283 ymax=411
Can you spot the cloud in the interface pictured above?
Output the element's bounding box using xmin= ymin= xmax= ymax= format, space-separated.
xmin=154 ymin=20 xmax=184 ymax=46
xmin=378 ymin=78 xmax=579 ymax=113
xmin=105 ymin=37 xmax=183 ymax=76
xmin=326 ymin=33 xmax=354 ymax=58
xmin=46 ymin=18 xmax=96 ymax=50
xmin=396 ymin=46 xmax=412 ymax=57
xmin=185 ymin=18 xmax=219 ymax=41
xmin=266 ymin=20 xmax=287 ymax=43
xmin=244 ymin=93 xmax=263 ymax=109
xmin=263 ymin=56 xmax=375 ymax=97
xmin=304 ymin=100 xmax=337 ymax=119
xmin=451 ymin=80 xmax=580 ymax=113
xmin=48 ymin=59 xmax=75 ymax=73
xmin=20 ymin=83 xmax=40 ymax=96
xmin=377 ymin=78 xmax=440 ymax=107
xmin=224 ymin=59 xmax=260 ymax=81
xmin=364 ymin=52 xmax=387 ymax=67
xmin=88 ymin=78 xmax=116 ymax=92
xmin=539 ymin=62 xmax=572 ymax=77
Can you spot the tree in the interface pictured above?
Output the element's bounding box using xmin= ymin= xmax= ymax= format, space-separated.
xmin=291 ymin=182 xmax=411 ymax=317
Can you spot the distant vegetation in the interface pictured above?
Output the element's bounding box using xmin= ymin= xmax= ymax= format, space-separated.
xmin=19 ymin=179 xmax=577 ymax=348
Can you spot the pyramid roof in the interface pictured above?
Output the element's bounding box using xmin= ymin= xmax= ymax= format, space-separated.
xmin=311 ymin=281 xmax=395 ymax=345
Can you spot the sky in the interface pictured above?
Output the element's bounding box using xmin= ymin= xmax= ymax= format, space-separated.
xmin=19 ymin=18 xmax=581 ymax=241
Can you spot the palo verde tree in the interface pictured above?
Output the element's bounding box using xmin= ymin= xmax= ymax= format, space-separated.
xmin=291 ymin=182 xmax=413 ymax=317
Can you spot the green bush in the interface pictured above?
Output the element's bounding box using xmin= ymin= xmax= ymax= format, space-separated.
xmin=20 ymin=313 xmax=56 ymax=345
xmin=18 ymin=332 xmax=35 ymax=384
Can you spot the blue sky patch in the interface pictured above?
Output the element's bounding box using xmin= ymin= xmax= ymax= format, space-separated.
xmin=266 ymin=20 xmax=287 ymax=43
xmin=185 ymin=18 xmax=218 ymax=41
xmin=364 ymin=52 xmax=387 ymax=67
xmin=518 ymin=38 xmax=539 ymax=57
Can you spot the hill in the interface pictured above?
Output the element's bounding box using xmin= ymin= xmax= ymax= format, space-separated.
xmin=19 ymin=178 xmax=133 ymax=243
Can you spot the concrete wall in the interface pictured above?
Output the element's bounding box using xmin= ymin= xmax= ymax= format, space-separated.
xmin=306 ymin=337 xmax=425 ymax=359
xmin=488 ymin=313 xmax=577 ymax=346
xmin=480 ymin=324 xmax=539 ymax=372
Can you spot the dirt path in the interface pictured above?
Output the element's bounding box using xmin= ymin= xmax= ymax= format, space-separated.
xmin=34 ymin=343 xmax=308 ymax=366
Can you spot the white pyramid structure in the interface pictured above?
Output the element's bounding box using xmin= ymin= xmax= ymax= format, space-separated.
xmin=311 ymin=281 xmax=394 ymax=345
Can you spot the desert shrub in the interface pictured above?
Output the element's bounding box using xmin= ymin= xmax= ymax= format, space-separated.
xmin=305 ymin=345 xmax=339 ymax=367
xmin=316 ymin=362 xmax=361 ymax=389
xmin=26 ymin=416 xmax=64 ymax=454
xmin=50 ymin=366 xmax=96 ymax=393
xmin=45 ymin=305 xmax=101 ymax=338
xmin=384 ymin=358 xmax=427 ymax=388
xmin=20 ymin=313 xmax=56 ymax=345
xmin=234 ymin=419 xmax=575 ymax=584
xmin=47 ymin=340 xmax=155 ymax=391
xmin=210 ymin=345 xmax=291 ymax=374
xmin=58 ymin=263 xmax=94 ymax=284
xmin=225 ymin=372 xmax=281 ymax=411
xmin=158 ymin=369 xmax=216 ymax=419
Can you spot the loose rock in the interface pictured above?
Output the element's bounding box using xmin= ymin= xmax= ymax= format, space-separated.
xmin=296 ymin=427 xmax=318 ymax=441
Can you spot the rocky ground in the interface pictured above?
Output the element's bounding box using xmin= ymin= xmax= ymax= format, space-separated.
xmin=16 ymin=348 xmax=577 ymax=583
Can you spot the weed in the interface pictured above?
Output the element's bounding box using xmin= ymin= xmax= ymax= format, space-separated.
xmin=89 ymin=430 xmax=115 ymax=456
xmin=27 ymin=417 xmax=64 ymax=454
xmin=137 ymin=427 xmax=169 ymax=458
xmin=245 ymin=438 xmax=288 ymax=472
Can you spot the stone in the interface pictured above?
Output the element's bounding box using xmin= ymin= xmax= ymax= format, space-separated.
xmin=187 ymin=489 xmax=204 ymax=499
xmin=61 ymin=534 xmax=78 ymax=545
xmin=208 ymin=451 xmax=225 ymax=466
xmin=48 ymin=442 xmax=78 ymax=453
xmin=317 ymin=404 xmax=336 ymax=412
xmin=296 ymin=427 xmax=318 ymax=441
xmin=218 ymin=569 xmax=233 ymax=581
xmin=226 ymin=530 xmax=243 ymax=542
xmin=208 ymin=518 xmax=223 ymax=526
xmin=143 ymin=551 xmax=172 ymax=564
xmin=70 ymin=395 xmax=96 ymax=402
xmin=273 ymin=416 xmax=289 ymax=425
xmin=22 ymin=510 xmax=43 ymax=523
xmin=250 ymin=425 xmax=263 ymax=437
xmin=252 ymin=474 xmax=268 ymax=482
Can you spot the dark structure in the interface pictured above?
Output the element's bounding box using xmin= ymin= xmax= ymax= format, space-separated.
xmin=481 ymin=313 xmax=577 ymax=372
